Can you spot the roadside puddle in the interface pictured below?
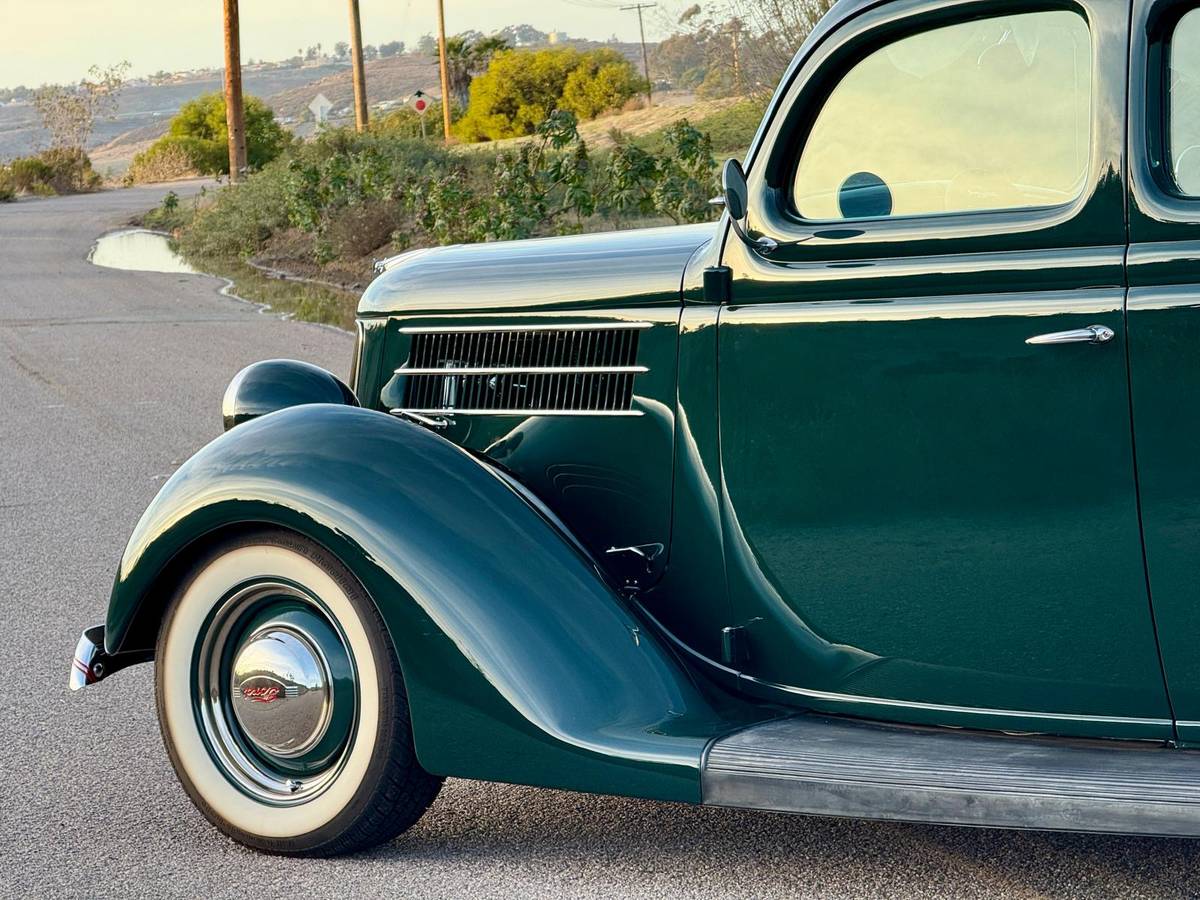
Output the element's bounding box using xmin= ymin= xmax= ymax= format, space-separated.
xmin=89 ymin=229 xmax=197 ymax=275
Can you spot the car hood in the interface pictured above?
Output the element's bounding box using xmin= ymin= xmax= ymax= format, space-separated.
xmin=359 ymin=222 xmax=717 ymax=317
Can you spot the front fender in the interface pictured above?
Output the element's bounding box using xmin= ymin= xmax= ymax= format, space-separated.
xmin=108 ymin=404 xmax=750 ymax=802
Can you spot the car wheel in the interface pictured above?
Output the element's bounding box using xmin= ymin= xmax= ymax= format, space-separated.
xmin=155 ymin=528 xmax=442 ymax=856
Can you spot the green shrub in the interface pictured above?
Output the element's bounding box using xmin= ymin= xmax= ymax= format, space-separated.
xmin=132 ymin=92 xmax=290 ymax=180
xmin=650 ymin=120 xmax=717 ymax=224
xmin=126 ymin=140 xmax=198 ymax=184
xmin=171 ymin=111 xmax=720 ymax=277
xmin=2 ymin=148 xmax=101 ymax=195
xmin=455 ymin=48 xmax=647 ymax=142
xmin=560 ymin=49 xmax=648 ymax=120
xmin=7 ymin=156 xmax=54 ymax=194
xmin=178 ymin=132 xmax=456 ymax=262
xmin=178 ymin=163 xmax=292 ymax=258
xmin=140 ymin=189 xmax=197 ymax=232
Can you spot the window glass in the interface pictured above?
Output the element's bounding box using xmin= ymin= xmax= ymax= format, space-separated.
xmin=792 ymin=11 xmax=1092 ymax=221
xmin=1171 ymin=9 xmax=1200 ymax=196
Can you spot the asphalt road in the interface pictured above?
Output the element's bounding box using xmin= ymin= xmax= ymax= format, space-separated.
xmin=3 ymin=185 xmax=1200 ymax=899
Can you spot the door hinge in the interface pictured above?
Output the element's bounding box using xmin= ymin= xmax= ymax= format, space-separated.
xmin=703 ymin=265 xmax=733 ymax=304
xmin=721 ymin=625 xmax=747 ymax=668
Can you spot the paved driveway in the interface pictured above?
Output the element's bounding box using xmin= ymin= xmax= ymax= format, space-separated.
xmin=1 ymin=185 xmax=1198 ymax=899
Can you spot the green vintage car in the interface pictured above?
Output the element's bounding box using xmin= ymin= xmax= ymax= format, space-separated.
xmin=72 ymin=0 xmax=1200 ymax=856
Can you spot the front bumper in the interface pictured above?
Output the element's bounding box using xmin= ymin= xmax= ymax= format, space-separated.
xmin=69 ymin=625 xmax=152 ymax=691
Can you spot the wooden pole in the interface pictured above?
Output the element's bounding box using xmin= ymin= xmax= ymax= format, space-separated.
xmin=222 ymin=0 xmax=247 ymax=181
xmin=348 ymin=0 xmax=369 ymax=132
xmin=621 ymin=3 xmax=656 ymax=108
xmin=436 ymin=0 xmax=453 ymax=141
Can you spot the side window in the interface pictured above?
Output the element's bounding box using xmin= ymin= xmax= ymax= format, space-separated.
xmin=792 ymin=11 xmax=1093 ymax=221
xmin=1171 ymin=9 xmax=1200 ymax=195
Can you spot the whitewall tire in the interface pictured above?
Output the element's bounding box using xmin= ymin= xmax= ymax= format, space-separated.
xmin=155 ymin=528 xmax=441 ymax=856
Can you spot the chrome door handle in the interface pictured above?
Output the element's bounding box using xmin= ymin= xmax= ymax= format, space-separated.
xmin=1025 ymin=325 xmax=1115 ymax=346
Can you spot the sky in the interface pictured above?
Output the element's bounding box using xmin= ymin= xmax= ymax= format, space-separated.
xmin=0 ymin=0 xmax=676 ymax=89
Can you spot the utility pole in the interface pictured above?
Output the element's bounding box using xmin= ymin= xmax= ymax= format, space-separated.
xmin=621 ymin=3 xmax=656 ymax=108
xmin=222 ymin=0 xmax=247 ymax=182
xmin=436 ymin=0 xmax=453 ymax=141
xmin=347 ymin=0 xmax=369 ymax=132
xmin=728 ymin=18 xmax=743 ymax=93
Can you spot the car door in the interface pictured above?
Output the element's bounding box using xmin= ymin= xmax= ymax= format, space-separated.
xmin=716 ymin=0 xmax=1173 ymax=739
xmin=1127 ymin=0 xmax=1200 ymax=743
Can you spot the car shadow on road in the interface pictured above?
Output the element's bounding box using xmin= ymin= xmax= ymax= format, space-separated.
xmin=359 ymin=779 xmax=1200 ymax=899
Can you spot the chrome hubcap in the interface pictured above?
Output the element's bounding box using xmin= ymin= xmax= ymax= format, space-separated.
xmin=231 ymin=627 xmax=332 ymax=758
xmin=194 ymin=581 xmax=357 ymax=804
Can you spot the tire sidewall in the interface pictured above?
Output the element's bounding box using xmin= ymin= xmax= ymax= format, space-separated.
xmin=156 ymin=531 xmax=395 ymax=851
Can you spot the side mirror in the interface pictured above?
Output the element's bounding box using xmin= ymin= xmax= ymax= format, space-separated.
xmin=722 ymin=158 xmax=749 ymax=221
xmin=720 ymin=158 xmax=797 ymax=256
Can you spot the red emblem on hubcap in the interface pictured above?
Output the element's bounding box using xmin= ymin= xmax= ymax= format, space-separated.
xmin=240 ymin=680 xmax=284 ymax=703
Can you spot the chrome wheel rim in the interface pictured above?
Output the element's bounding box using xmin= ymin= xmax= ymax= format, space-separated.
xmin=193 ymin=580 xmax=357 ymax=804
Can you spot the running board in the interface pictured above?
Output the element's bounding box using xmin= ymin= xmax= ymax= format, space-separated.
xmin=702 ymin=715 xmax=1200 ymax=836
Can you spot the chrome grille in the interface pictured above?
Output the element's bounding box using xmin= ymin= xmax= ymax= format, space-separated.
xmin=395 ymin=323 xmax=649 ymax=416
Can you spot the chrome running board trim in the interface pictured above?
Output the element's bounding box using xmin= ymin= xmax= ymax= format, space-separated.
xmin=703 ymin=715 xmax=1200 ymax=836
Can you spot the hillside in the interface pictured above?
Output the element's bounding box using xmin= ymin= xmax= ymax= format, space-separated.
xmin=18 ymin=38 xmax=659 ymax=176
xmin=0 ymin=62 xmax=347 ymax=165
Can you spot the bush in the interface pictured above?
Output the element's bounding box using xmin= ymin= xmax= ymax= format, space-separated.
xmin=372 ymin=100 xmax=456 ymax=140
xmin=560 ymin=49 xmax=648 ymax=120
xmin=455 ymin=48 xmax=647 ymax=142
xmin=1 ymin=148 xmax=101 ymax=196
xmin=178 ymin=163 xmax=292 ymax=258
xmin=140 ymin=190 xmax=198 ymax=232
xmin=178 ymin=131 xmax=455 ymax=262
xmin=126 ymin=141 xmax=199 ymax=184
xmin=131 ymin=92 xmax=290 ymax=180
xmin=601 ymin=121 xmax=717 ymax=225
xmin=171 ymin=112 xmax=721 ymax=277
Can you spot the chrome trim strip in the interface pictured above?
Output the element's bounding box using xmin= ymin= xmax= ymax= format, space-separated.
xmin=390 ymin=407 xmax=643 ymax=417
xmin=398 ymin=321 xmax=654 ymax=334
xmin=702 ymin=715 xmax=1200 ymax=836
xmin=396 ymin=365 xmax=649 ymax=376
xmin=740 ymin=673 xmax=1171 ymax=727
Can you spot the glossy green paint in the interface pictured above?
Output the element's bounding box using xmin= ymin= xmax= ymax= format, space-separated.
xmin=221 ymin=359 xmax=358 ymax=431
xmin=1127 ymin=0 xmax=1200 ymax=744
xmin=107 ymin=404 xmax=765 ymax=802
xmin=98 ymin=0 xmax=1200 ymax=802
xmin=710 ymin=0 xmax=1172 ymax=739
xmin=357 ymin=224 xmax=714 ymax=591
xmin=360 ymin=224 xmax=713 ymax=318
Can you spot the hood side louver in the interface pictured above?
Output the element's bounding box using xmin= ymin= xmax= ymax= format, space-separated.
xmin=394 ymin=323 xmax=650 ymax=417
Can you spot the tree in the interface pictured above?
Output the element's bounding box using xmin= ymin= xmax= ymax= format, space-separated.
xmin=334 ymin=41 xmax=350 ymax=60
xmin=444 ymin=33 xmax=510 ymax=106
xmin=455 ymin=47 xmax=646 ymax=142
xmin=416 ymin=33 xmax=439 ymax=56
xmin=678 ymin=0 xmax=836 ymax=93
xmin=560 ymin=48 xmax=647 ymax=119
xmin=133 ymin=92 xmax=290 ymax=176
xmin=33 ymin=62 xmax=130 ymax=149
xmin=362 ymin=44 xmax=379 ymax=61
xmin=651 ymin=33 xmax=708 ymax=89
xmin=380 ymin=40 xmax=405 ymax=58
xmin=497 ymin=24 xmax=548 ymax=47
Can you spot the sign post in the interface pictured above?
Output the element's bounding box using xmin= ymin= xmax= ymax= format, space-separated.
xmin=412 ymin=90 xmax=430 ymax=140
